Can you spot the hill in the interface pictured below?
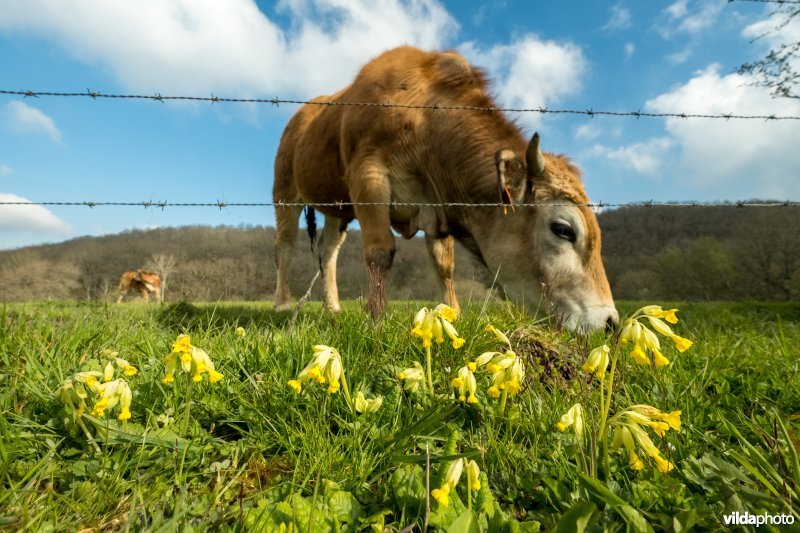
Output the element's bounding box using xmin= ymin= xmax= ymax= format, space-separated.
xmin=1 ymin=204 xmax=798 ymax=302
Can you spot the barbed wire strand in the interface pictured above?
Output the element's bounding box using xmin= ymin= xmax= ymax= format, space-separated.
xmin=1 ymin=90 xmax=799 ymax=121
xmin=728 ymin=0 xmax=800 ymax=5
xmin=1 ymin=200 xmax=799 ymax=209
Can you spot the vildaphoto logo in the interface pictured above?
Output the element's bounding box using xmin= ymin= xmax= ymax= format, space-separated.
xmin=723 ymin=512 xmax=795 ymax=527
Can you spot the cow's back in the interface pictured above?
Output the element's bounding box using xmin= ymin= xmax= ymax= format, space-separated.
xmin=286 ymin=47 xmax=499 ymax=218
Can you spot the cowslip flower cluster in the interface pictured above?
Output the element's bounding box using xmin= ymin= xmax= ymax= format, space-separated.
xmin=235 ymin=326 xmax=246 ymax=338
xmin=288 ymin=345 xmax=344 ymax=394
xmin=470 ymin=349 xmax=525 ymax=399
xmin=431 ymin=457 xmax=481 ymax=507
xmin=163 ymin=334 xmax=224 ymax=384
xmin=354 ymin=391 xmax=383 ymax=414
xmin=555 ymin=403 xmax=584 ymax=438
xmin=582 ymin=344 xmax=611 ymax=380
xmin=56 ymin=370 xmax=134 ymax=422
xmin=609 ymin=405 xmax=681 ymax=473
xmin=411 ymin=304 xmax=464 ymax=348
xmin=620 ymin=306 xmax=693 ymax=367
xmin=91 ymin=379 xmax=134 ymax=420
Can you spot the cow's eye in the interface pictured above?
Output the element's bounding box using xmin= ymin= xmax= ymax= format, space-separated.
xmin=550 ymin=221 xmax=576 ymax=243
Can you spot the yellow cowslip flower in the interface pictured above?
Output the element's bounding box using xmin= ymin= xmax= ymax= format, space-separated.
xmin=172 ymin=334 xmax=192 ymax=355
xmin=289 ymin=345 xmax=342 ymax=394
xmin=73 ymin=371 xmax=103 ymax=392
xmin=118 ymin=383 xmax=132 ymax=421
xmin=628 ymin=405 xmax=682 ymax=431
xmin=431 ymin=484 xmax=450 ymax=507
xmin=397 ymin=362 xmax=424 ymax=393
xmin=354 ymin=391 xmax=383 ymax=414
xmin=639 ymin=305 xmax=680 ymax=324
xmin=582 ymin=344 xmax=611 ymax=379
xmin=235 ymin=326 xmax=246 ymax=338
xmin=163 ymin=336 xmax=223 ymax=385
xmin=485 ymin=324 xmax=512 ymax=348
xmin=646 ymin=316 xmax=693 ymax=353
xmin=465 ymin=459 xmax=481 ymax=491
xmin=620 ymin=305 xmax=692 ymax=367
xmin=609 ymin=404 xmax=679 ymax=473
xmin=612 ymin=426 xmax=645 ymax=471
xmin=410 ymin=304 xmax=464 ymax=349
xmin=555 ymin=403 xmax=584 ymax=437
xmin=103 ymin=361 xmax=115 ymax=382
xmin=452 ymin=365 xmax=478 ymax=403
xmin=90 ymin=379 xmax=132 ymax=420
xmin=487 ymin=351 xmax=525 ymax=397
xmin=115 ymin=358 xmax=138 ymax=376
xmin=431 ymin=458 xmax=464 ymax=507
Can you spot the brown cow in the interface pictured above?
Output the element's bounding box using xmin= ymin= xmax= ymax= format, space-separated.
xmin=274 ymin=46 xmax=618 ymax=330
xmin=116 ymin=270 xmax=162 ymax=303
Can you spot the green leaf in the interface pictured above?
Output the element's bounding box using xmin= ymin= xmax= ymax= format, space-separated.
xmin=447 ymin=510 xmax=480 ymax=533
xmin=389 ymin=464 xmax=426 ymax=514
xmin=326 ymin=490 xmax=363 ymax=525
xmin=555 ymin=501 xmax=596 ymax=533
xmin=578 ymin=475 xmax=652 ymax=532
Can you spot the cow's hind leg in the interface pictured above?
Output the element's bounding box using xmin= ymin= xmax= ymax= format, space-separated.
xmin=116 ymin=289 xmax=126 ymax=304
xmin=274 ymin=203 xmax=304 ymax=311
xmin=351 ymin=156 xmax=395 ymax=319
xmin=319 ymin=216 xmax=349 ymax=312
xmin=426 ymin=234 xmax=460 ymax=315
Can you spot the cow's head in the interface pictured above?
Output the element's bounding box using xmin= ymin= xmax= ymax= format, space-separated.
xmin=491 ymin=133 xmax=618 ymax=331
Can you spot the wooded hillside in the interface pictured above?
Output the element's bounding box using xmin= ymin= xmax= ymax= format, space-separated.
xmin=1 ymin=205 xmax=798 ymax=302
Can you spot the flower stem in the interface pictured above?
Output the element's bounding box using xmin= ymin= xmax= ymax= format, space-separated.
xmin=340 ymin=366 xmax=353 ymax=412
xmin=425 ymin=345 xmax=434 ymax=399
xmin=182 ymin=378 xmax=194 ymax=436
xmin=467 ymin=484 xmax=472 ymax=511
xmin=498 ymin=389 xmax=508 ymax=418
xmin=597 ymin=342 xmax=622 ymax=480
xmin=76 ymin=416 xmax=101 ymax=454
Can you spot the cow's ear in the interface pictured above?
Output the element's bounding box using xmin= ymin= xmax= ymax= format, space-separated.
xmin=495 ymin=149 xmax=528 ymax=205
xmin=526 ymin=133 xmax=546 ymax=183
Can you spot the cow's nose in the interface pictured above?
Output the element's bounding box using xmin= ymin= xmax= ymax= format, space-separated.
xmin=605 ymin=316 xmax=619 ymax=333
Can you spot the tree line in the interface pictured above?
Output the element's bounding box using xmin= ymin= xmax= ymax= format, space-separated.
xmin=1 ymin=204 xmax=798 ymax=303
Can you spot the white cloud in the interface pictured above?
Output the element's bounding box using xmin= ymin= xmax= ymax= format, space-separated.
xmin=459 ymin=36 xmax=586 ymax=130
xmin=659 ymin=0 xmax=725 ymax=39
xmin=644 ymin=65 xmax=800 ymax=198
xmin=0 ymin=0 xmax=458 ymax=98
xmin=4 ymin=101 xmax=63 ymax=143
xmin=0 ymin=165 xmax=12 ymax=176
xmin=0 ymin=193 xmax=72 ymax=248
xmin=624 ymin=42 xmax=635 ymax=61
xmin=603 ymin=5 xmax=632 ymax=31
xmin=589 ymin=137 xmax=675 ymax=175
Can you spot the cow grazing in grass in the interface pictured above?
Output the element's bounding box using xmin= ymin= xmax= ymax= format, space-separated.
xmin=116 ymin=270 xmax=161 ymax=303
xmin=273 ymin=46 xmax=617 ymax=331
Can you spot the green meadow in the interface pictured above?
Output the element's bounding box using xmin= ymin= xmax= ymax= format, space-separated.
xmin=1 ymin=300 xmax=798 ymax=531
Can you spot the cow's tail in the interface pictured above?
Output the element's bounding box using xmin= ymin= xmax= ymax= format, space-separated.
xmin=304 ymin=205 xmax=317 ymax=251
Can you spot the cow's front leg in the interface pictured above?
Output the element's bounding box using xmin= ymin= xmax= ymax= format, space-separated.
xmin=351 ymin=157 xmax=395 ymax=319
xmin=426 ymin=234 xmax=460 ymax=315
xmin=140 ymin=287 xmax=150 ymax=302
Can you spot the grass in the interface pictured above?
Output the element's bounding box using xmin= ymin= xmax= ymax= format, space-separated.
xmin=1 ymin=299 xmax=799 ymax=531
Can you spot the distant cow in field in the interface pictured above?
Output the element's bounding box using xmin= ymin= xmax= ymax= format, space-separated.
xmin=273 ymin=46 xmax=617 ymax=331
xmin=116 ymin=270 xmax=161 ymax=303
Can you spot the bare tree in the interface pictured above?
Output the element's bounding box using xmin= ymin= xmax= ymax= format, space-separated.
xmin=147 ymin=253 xmax=178 ymax=302
xmin=738 ymin=5 xmax=800 ymax=100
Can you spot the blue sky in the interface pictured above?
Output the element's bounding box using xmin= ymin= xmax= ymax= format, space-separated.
xmin=1 ymin=0 xmax=799 ymax=250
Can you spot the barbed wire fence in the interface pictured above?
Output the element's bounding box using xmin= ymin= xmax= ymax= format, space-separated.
xmin=2 ymin=88 xmax=799 ymax=210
